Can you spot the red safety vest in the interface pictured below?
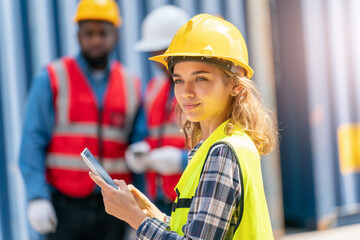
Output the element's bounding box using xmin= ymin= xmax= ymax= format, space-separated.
xmin=45 ymin=57 xmax=140 ymax=198
xmin=144 ymin=76 xmax=185 ymax=201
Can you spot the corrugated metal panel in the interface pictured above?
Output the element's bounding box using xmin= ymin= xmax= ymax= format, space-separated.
xmin=0 ymin=0 xmax=30 ymax=239
xmin=302 ymin=0 xmax=338 ymax=228
xmin=28 ymin=0 xmax=57 ymax=72
xmin=275 ymin=0 xmax=318 ymax=228
xmin=0 ymin=60 xmax=11 ymax=240
xmin=173 ymin=0 xmax=197 ymax=17
xmin=326 ymin=0 xmax=357 ymax=216
xmin=329 ymin=0 xmax=360 ymax=217
xmin=224 ymin=0 xmax=248 ymax=41
xmin=57 ymin=0 xmax=79 ymax=56
xmin=277 ymin=0 xmax=360 ymax=229
xmin=199 ymin=0 xmax=223 ymax=15
xmin=147 ymin=0 xmax=169 ymax=10
xmin=19 ymin=0 xmax=33 ymax=89
xmin=246 ymin=0 xmax=284 ymax=237
xmin=118 ymin=0 xmax=145 ymax=80
xmin=349 ymin=0 xmax=360 ymax=122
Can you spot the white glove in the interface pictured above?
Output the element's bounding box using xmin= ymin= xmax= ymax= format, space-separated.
xmin=28 ymin=199 xmax=57 ymax=234
xmin=125 ymin=141 xmax=151 ymax=174
xmin=147 ymin=146 xmax=182 ymax=175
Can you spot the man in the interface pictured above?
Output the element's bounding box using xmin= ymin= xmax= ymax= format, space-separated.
xmin=125 ymin=5 xmax=189 ymax=215
xmin=19 ymin=0 xmax=143 ymax=239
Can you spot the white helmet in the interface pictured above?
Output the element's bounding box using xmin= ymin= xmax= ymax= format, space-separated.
xmin=135 ymin=5 xmax=190 ymax=52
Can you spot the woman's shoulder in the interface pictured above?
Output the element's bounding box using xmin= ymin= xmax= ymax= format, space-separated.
xmin=205 ymin=143 xmax=239 ymax=170
xmin=201 ymin=143 xmax=242 ymax=189
xmin=209 ymin=142 xmax=236 ymax=157
xmin=218 ymin=131 xmax=259 ymax=158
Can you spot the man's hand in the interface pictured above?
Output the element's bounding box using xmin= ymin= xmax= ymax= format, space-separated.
xmin=125 ymin=141 xmax=151 ymax=174
xmin=28 ymin=199 xmax=57 ymax=234
xmin=147 ymin=146 xmax=182 ymax=174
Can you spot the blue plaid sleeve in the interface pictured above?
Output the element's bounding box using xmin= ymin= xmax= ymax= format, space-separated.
xmin=136 ymin=143 xmax=242 ymax=240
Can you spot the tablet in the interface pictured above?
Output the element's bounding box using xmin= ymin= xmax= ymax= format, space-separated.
xmin=81 ymin=148 xmax=118 ymax=189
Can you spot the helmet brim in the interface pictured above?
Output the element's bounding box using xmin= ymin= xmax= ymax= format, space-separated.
xmin=149 ymin=53 xmax=254 ymax=79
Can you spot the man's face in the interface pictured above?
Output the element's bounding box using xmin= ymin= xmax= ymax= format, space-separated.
xmin=78 ymin=20 xmax=118 ymax=68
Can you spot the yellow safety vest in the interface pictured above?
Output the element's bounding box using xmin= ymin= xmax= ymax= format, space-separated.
xmin=169 ymin=121 xmax=273 ymax=239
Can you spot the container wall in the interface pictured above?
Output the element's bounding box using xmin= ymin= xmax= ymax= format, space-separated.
xmin=274 ymin=0 xmax=317 ymax=228
xmin=246 ymin=0 xmax=285 ymax=237
xmin=275 ymin=0 xmax=360 ymax=229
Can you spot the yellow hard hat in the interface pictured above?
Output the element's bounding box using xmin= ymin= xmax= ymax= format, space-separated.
xmin=74 ymin=0 xmax=122 ymax=27
xmin=149 ymin=14 xmax=253 ymax=78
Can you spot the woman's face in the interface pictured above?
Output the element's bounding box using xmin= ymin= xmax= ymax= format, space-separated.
xmin=173 ymin=61 xmax=234 ymax=126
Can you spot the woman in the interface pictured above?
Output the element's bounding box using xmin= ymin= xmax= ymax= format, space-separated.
xmin=90 ymin=14 xmax=277 ymax=239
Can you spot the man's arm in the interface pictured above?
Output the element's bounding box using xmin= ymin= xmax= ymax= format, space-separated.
xmin=18 ymin=69 xmax=55 ymax=201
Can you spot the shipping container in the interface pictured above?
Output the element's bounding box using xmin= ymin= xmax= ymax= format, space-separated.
xmin=274 ymin=0 xmax=360 ymax=229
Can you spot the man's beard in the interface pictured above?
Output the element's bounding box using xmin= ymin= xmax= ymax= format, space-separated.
xmin=82 ymin=51 xmax=109 ymax=69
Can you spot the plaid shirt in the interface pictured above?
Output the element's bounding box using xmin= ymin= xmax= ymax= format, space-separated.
xmin=136 ymin=142 xmax=242 ymax=240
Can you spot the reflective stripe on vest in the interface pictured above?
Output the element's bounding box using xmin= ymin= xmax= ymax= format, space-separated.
xmin=169 ymin=121 xmax=274 ymax=239
xmin=144 ymin=76 xmax=185 ymax=201
xmin=148 ymin=123 xmax=182 ymax=138
xmin=46 ymin=57 xmax=139 ymax=197
xmin=46 ymin=155 xmax=128 ymax=173
xmin=53 ymin=124 xmax=128 ymax=142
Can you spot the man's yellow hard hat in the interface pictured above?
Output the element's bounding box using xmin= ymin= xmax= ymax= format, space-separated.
xmin=74 ymin=0 xmax=122 ymax=27
xmin=150 ymin=14 xmax=253 ymax=78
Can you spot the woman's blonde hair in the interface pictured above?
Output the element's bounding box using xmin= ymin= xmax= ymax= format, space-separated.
xmin=177 ymin=68 xmax=278 ymax=155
